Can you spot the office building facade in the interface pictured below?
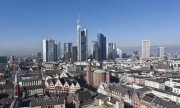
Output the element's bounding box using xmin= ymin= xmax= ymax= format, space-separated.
xmin=64 ymin=43 xmax=72 ymax=61
xmin=43 ymin=39 xmax=58 ymax=62
xmin=97 ymin=33 xmax=106 ymax=61
xmin=72 ymin=46 xmax=78 ymax=62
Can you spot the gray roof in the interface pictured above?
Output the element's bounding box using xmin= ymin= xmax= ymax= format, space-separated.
xmin=30 ymin=93 xmax=67 ymax=107
xmin=74 ymin=90 xmax=92 ymax=102
xmin=142 ymin=94 xmax=180 ymax=108
xmin=20 ymin=84 xmax=45 ymax=90
xmin=146 ymin=78 xmax=165 ymax=83
xmin=45 ymin=70 xmax=63 ymax=77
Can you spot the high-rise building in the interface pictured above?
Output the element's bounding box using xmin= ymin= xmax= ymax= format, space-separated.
xmin=159 ymin=47 xmax=164 ymax=58
xmin=80 ymin=29 xmax=88 ymax=61
xmin=77 ymin=16 xmax=81 ymax=61
xmin=0 ymin=56 xmax=7 ymax=63
xmin=108 ymin=43 xmax=117 ymax=60
xmin=108 ymin=43 xmax=113 ymax=59
xmin=10 ymin=56 xmax=15 ymax=62
xmin=64 ymin=43 xmax=72 ymax=61
xmin=141 ymin=40 xmax=150 ymax=58
xmin=72 ymin=46 xmax=78 ymax=62
xmin=57 ymin=42 xmax=61 ymax=58
xmin=97 ymin=33 xmax=106 ymax=61
xmin=43 ymin=39 xmax=58 ymax=62
xmin=37 ymin=52 xmax=42 ymax=59
xmin=77 ymin=17 xmax=88 ymax=61
xmin=117 ymin=48 xmax=122 ymax=59
xmin=54 ymin=42 xmax=58 ymax=61
xmin=91 ymin=41 xmax=98 ymax=60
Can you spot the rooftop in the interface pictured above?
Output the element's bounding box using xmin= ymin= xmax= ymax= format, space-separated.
xmin=94 ymin=69 xmax=106 ymax=74
xmin=83 ymin=104 xmax=108 ymax=108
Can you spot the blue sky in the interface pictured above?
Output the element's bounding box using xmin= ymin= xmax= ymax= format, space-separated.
xmin=0 ymin=0 xmax=180 ymax=55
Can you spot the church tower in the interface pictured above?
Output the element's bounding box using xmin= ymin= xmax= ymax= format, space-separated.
xmin=14 ymin=72 xmax=19 ymax=98
xmin=86 ymin=61 xmax=93 ymax=85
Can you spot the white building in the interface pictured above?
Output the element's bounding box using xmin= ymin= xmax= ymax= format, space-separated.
xmin=173 ymin=86 xmax=180 ymax=95
xmin=117 ymin=48 xmax=122 ymax=59
xmin=165 ymin=78 xmax=180 ymax=88
xmin=77 ymin=17 xmax=88 ymax=61
xmin=145 ymin=79 xmax=165 ymax=90
xmin=169 ymin=59 xmax=180 ymax=71
xmin=159 ymin=47 xmax=164 ymax=58
xmin=141 ymin=40 xmax=150 ymax=59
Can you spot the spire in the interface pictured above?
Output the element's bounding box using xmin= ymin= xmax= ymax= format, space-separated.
xmin=99 ymin=27 xmax=101 ymax=33
xmin=77 ymin=14 xmax=80 ymax=25
xmin=14 ymin=71 xmax=19 ymax=98
xmin=14 ymin=72 xmax=18 ymax=83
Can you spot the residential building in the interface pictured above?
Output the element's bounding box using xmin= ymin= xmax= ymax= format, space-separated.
xmin=0 ymin=56 xmax=7 ymax=63
xmin=141 ymin=40 xmax=150 ymax=59
xmin=145 ymin=79 xmax=165 ymax=90
xmin=159 ymin=47 xmax=164 ymax=58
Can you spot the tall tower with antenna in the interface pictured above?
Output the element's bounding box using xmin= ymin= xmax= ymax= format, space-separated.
xmin=77 ymin=15 xmax=81 ymax=61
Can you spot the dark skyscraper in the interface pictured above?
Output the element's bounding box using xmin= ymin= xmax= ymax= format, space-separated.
xmin=91 ymin=41 xmax=98 ymax=60
xmin=37 ymin=52 xmax=42 ymax=59
xmin=54 ymin=43 xmax=58 ymax=61
xmin=97 ymin=33 xmax=106 ymax=61
xmin=72 ymin=46 xmax=78 ymax=62
xmin=108 ymin=43 xmax=117 ymax=60
xmin=64 ymin=43 xmax=72 ymax=61
xmin=57 ymin=42 xmax=61 ymax=58
xmin=80 ymin=29 xmax=88 ymax=61
xmin=0 ymin=56 xmax=7 ymax=63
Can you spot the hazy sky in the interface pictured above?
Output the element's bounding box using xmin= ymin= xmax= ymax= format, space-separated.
xmin=0 ymin=0 xmax=180 ymax=55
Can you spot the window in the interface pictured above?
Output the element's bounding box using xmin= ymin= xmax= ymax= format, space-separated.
xmin=178 ymin=64 xmax=180 ymax=68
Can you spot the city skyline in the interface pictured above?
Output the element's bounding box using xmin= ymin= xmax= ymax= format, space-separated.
xmin=1 ymin=0 xmax=180 ymax=55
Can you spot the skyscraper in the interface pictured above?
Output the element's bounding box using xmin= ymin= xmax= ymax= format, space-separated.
xmin=108 ymin=43 xmax=117 ymax=60
xmin=91 ymin=41 xmax=98 ymax=60
xmin=80 ymin=29 xmax=88 ymax=61
xmin=43 ymin=39 xmax=58 ymax=62
xmin=97 ymin=33 xmax=106 ymax=61
xmin=141 ymin=40 xmax=150 ymax=59
xmin=77 ymin=16 xmax=81 ymax=61
xmin=37 ymin=52 xmax=42 ymax=59
xmin=159 ymin=47 xmax=164 ymax=58
xmin=77 ymin=17 xmax=88 ymax=61
xmin=117 ymin=48 xmax=122 ymax=59
xmin=72 ymin=46 xmax=78 ymax=62
xmin=64 ymin=43 xmax=72 ymax=61
xmin=57 ymin=42 xmax=61 ymax=58
xmin=108 ymin=43 xmax=114 ymax=59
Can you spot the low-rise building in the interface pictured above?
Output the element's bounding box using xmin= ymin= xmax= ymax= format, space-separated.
xmin=145 ymin=79 xmax=165 ymax=90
